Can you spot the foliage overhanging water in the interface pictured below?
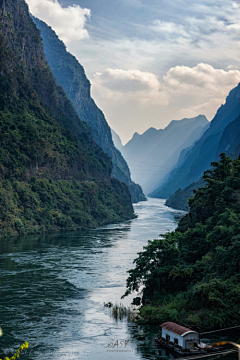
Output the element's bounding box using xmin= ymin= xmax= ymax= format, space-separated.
xmin=0 ymin=199 xmax=239 ymax=360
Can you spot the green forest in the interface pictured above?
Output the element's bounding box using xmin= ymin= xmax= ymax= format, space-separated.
xmin=0 ymin=0 xmax=135 ymax=238
xmin=123 ymin=153 xmax=240 ymax=330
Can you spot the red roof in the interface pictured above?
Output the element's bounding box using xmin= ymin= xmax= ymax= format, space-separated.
xmin=160 ymin=322 xmax=197 ymax=336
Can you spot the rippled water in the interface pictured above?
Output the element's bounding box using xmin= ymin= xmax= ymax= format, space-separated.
xmin=0 ymin=198 xmax=239 ymax=360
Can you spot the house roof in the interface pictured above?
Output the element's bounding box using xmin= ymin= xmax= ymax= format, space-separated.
xmin=161 ymin=322 xmax=198 ymax=337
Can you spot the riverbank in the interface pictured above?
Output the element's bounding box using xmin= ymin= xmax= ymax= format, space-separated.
xmin=0 ymin=198 xmax=181 ymax=360
xmin=123 ymin=156 xmax=240 ymax=332
xmin=0 ymin=178 xmax=135 ymax=239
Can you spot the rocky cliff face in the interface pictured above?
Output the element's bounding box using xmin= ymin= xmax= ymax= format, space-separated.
xmin=1 ymin=0 xmax=90 ymax=143
xmin=0 ymin=0 xmax=135 ymax=237
xmin=111 ymin=129 xmax=124 ymax=153
xmin=0 ymin=0 xmax=114 ymax=181
xmin=217 ymin=115 xmax=240 ymax=157
xmin=33 ymin=17 xmax=146 ymax=203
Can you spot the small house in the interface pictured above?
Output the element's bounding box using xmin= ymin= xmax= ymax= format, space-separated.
xmin=160 ymin=322 xmax=199 ymax=350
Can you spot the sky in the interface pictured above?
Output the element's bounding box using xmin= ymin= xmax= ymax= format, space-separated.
xmin=26 ymin=0 xmax=240 ymax=144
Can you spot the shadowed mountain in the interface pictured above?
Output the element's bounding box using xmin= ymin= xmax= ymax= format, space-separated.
xmin=217 ymin=114 xmax=240 ymax=157
xmin=32 ymin=17 xmax=146 ymax=203
xmin=152 ymin=84 xmax=240 ymax=200
xmin=111 ymin=129 xmax=124 ymax=154
xmin=0 ymin=0 xmax=135 ymax=237
xmin=121 ymin=115 xmax=208 ymax=195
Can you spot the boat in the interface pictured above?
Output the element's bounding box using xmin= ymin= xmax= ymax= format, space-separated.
xmin=155 ymin=322 xmax=220 ymax=356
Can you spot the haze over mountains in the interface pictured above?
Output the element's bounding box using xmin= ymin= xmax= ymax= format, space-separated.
xmin=115 ymin=115 xmax=209 ymax=195
xmin=152 ymin=83 xmax=240 ymax=201
xmin=23 ymin=10 xmax=240 ymax=212
xmin=32 ymin=17 xmax=145 ymax=203
xmin=2 ymin=0 xmax=240 ymax=232
xmin=112 ymin=79 xmax=240 ymax=211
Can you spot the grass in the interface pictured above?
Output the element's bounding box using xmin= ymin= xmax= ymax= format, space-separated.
xmin=104 ymin=302 xmax=139 ymax=322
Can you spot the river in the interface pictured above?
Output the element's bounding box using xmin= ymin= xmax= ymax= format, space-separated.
xmin=0 ymin=198 xmax=239 ymax=360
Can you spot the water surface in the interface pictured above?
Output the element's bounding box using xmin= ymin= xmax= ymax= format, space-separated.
xmin=0 ymin=199 xmax=238 ymax=360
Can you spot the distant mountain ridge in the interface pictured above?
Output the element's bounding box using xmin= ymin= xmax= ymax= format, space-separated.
xmin=33 ymin=17 xmax=146 ymax=203
xmin=152 ymin=83 xmax=240 ymax=199
xmin=120 ymin=115 xmax=208 ymax=194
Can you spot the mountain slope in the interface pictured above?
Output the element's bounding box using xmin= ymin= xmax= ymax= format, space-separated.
xmin=121 ymin=115 xmax=208 ymax=194
xmin=111 ymin=129 xmax=124 ymax=153
xmin=166 ymin=114 xmax=240 ymax=210
xmin=152 ymin=84 xmax=240 ymax=199
xmin=0 ymin=0 xmax=134 ymax=237
xmin=124 ymin=154 xmax=240 ymax=330
xmin=217 ymin=114 xmax=240 ymax=156
xmin=32 ymin=17 xmax=145 ymax=203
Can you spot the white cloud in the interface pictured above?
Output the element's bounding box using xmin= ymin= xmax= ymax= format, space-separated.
xmin=94 ymin=68 xmax=160 ymax=92
xmin=25 ymin=0 xmax=240 ymax=143
xmin=164 ymin=63 xmax=240 ymax=94
xmin=26 ymin=0 xmax=90 ymax=43
xmin=227 ymin=24 xmax=240 ymax=31
xmin=150 ymin=20 xmax=189 ymax=38
xmin=227 ymin=65 xmax=240 ymax=70
xmin=92 ymin=63 xmax=240 ymax=134
xmin=163 ymin=63 xmax=240 ymax=120
xmin=149 ymin=15 xmax=238 ymax=47
xmin=186 ymin=16 xmax=227 ymax=35
xmin=180 ymin=98 xmax=225 ymax=119
xmin=93 ymin=68 xmax=169 ymax=106
xmin=94 ymin=64 xmax=240 ymax=106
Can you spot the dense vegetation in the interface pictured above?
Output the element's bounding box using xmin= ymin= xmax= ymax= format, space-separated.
xmin=33 ymin=16 xmax=146 ymax=203
xmin=123 ymin=154 xmax=240 ymax=330
xmin=0 ymin=177 xmax=134 ymax=237
xmin=166 ymin=178 xmax=204 ymax=211
xmin=0 ymin=0 xmax=134 ymax=237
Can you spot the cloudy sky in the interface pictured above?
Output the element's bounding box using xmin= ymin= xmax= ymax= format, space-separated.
xmin=26 ymin=0 xmax=240 ymax=144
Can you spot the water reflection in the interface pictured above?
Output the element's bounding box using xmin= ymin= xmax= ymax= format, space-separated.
xmin=0 ymin=199 xmax=205 ymax=360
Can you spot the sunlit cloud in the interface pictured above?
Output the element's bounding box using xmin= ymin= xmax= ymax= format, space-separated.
xmin=164 ymin=63 xmax=240 ymax=94
xmin=26 ymin=0 xmax=90 ymax=43
xmin=26 ymin=0 xmax=240 ymax=142
xmin=180 ymin=98 xmax=225 ymax=119
xmin=93 ymin=63 xmax=240 ymax=132
xmin=163 ymin=63 xmax=240 ymax=119
xmin=94 ymin=68 xmax=160 ymax=92
xmin=93 ymin=69 xmax=168 ymax=105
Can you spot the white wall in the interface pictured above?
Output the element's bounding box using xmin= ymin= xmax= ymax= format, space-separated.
xmin=162 ymin=328 xmax=199 ymax=349
xmin=183 ymin=332 xmax=199 ymax=349
xmin=162 ymin=328 xmax=184 ymax=348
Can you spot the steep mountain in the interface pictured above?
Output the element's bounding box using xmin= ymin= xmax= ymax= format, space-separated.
xmin=0 ymin=0 xmax=135 ymax=237
xmin=166 ymin=114 xmax=240 ymax=210
xmin=152 ymin=83 xmax=240 ymax=199
xmin=121 ymin=115 xmax=208 ymax=194
xmin=32 ymin=17 xmax=146 ymax=203
xmin=111 ymin=129 xmax=124 ymax=153
xmin=217 ymin=114 xmax=240 ymax=156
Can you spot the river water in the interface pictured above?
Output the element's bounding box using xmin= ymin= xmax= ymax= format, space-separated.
xmin=0 ymin=198 xmax=239 ymax=360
